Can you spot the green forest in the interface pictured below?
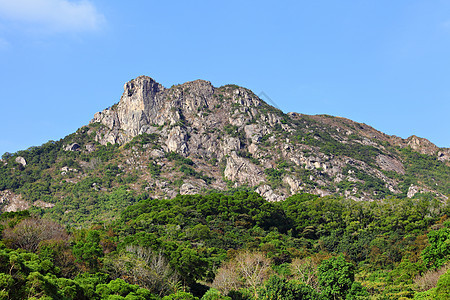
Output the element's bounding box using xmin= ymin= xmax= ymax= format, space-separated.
xmin=0 ymin=190 xmax=449 ymax=299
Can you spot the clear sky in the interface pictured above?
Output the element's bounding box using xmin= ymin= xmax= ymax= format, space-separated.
xmin=0 ymin=0 xmax=449 ymax=156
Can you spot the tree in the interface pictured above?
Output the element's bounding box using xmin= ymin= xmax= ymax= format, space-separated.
xmin=422 ymin=226 xmax=450 ymax=269
xmin=39 ymin=239 xmax=78 ymax=278
xmin=0 ymin=273 xmax=14 ymax=299
xmin=201 ymin=288 xmax=231 ymax=300
xmin=167 ymin=243 xmax=208 ymax=285
xmin=212 ymin=251 xmax=271 ymax=298
xmin=162 ymin=291 xmax=199 ymax=300
xmin=72 ymin=230 xmax=104 ymax=271
xmin=290 ymin=257 xmax=320 ymax=291
xmin=95 ymin=278 xmax=157 ymax=299
xmin=345 ymin=281 xmax=369 ymax=300
xmin=3 ymin=218 xmax=68 ymax=252
xmin=103 ymin=245 xmax=180 ymax=297
xmin=258 ymin=276 xmax=323 ymax=300
xmin=433 ymin=268 xmax=450 ymax=299
xmin=318 ymin=255 xmax=355 ymax=300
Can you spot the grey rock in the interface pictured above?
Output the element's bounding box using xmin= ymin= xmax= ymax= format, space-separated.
xmin=150 ymin=149 xmax=165 ymax=158
xmin=166 ymin=126 xmax=189 ymax=154
xmin=0 ymin=190 xmax=30 ymax=212
xmin=64 ymin=143 xmax=81 ymax=151
xmin=256 ymin=185 xmax=285 ymax=202
xmin=85 ymin=144 xmax=96 ymax=152
xmin=224 ymin=152 xmax=265 ymax=186
xmin=406 ymin=135 xmax=439 ymax=156
xmin=283 ymin=176 xmax=303 ymax=194
xmin=376 ymin=154 xmax=405 ymax=174
xmin=15 ymin=156 xmax=26 ymax=167
xmin=180 ymin=183 xmax=199 ymax=195
xmin=33 ymin=200 xmax=55 ymax=208
xmin=437 ymin=150 xmax=450 ymax=162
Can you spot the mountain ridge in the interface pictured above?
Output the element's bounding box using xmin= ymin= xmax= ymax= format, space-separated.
xmin=86 ymin=75 xmax=449 ymax=200
xmin=0 ymin=75 xmax=448 ymax=218
xmin=91 ymin=75 xmax=449 ymax=158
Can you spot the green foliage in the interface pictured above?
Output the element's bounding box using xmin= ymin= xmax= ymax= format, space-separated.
xmin=422 ymin=226 xmax=450 ymax=269
xmin=414 ymin=289 xmax=434 ymax=300
xmin=201 ymin=288 xmax=231 ymax=300
xmin=162 ymin=291 xmax=199 ymax=300
xmin=96 ymin=278 xmax=157 ymax=299
xmin=124 ymin=133 xmax=160 ymax=150
xmin=434 ymin=268 xmax=450 ymax=298
xmin=179 ymin=165 xmax=213 ymax=184
xmin=0 ymin=210 xmax=30 ymax=221
xmin=73 ymin=230 xmax=104 ymax=271
xmin=0 ymin=140 xmax=62 ymax=191
xmin=293 ymin=123 xmax=380 ymax=165
xmin=399 ymin=147 xmax=450 ymax=196
xmin=74 ymin=272 xmax=110 ymax=298
xmin=340 ymin=166 xmax=390 ymax=198
xmin=223 ymin=124 xmax=239 ymax=136
xmin=387 ymin=259 xmax=424 ymax=285
xmin=345 ymin=281 xmax=369 ymax=300
xmin=258 ymin=276 xmax=323 ymax=300
xmin=223 ymin=124 xmax=247 ymax=146
xmin=91 ymin=142 xmax=120 ymax=163
xmin=264 ymin=168 xmax=285 ymax=188
xmin=166 ymin=151 xmax=194 ymax=165
xmin=47 ymin=185 xmax=140 ymax=225
xmin=149 ymin=162 xmax=162 ymax=177
xmin=318 ymin=255 xmax=355 ymax=299
xmin=237 ymin=150 xmax=260 ymax=165
xmin=0 ymin=234 xmax=160 ymax=299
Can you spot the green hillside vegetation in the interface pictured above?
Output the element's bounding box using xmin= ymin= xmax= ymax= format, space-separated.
xmin=0 ymin=110 xmax=449 ymax=299
xmin=0 ymin=190 xmax=449 ymax=299
xmin=0 ymin=123 xmax=447 ymax=220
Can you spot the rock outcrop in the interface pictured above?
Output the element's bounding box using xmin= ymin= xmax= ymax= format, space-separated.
xmin=15 ymin=156 xmax=26 ymax=167
xmin=376 ymin=154 xmax=405 ymax=174
xmin=64 ymin=143 xmax=81 ymax=151
xmin=0 ymin=190 xmax=29 ymax=212
xmin=84 ymin=75 xmax=449 ymax=201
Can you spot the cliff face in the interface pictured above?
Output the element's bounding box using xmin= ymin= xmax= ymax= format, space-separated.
xmin=91 ymin=76 xmax=259 ymax=150
xmin=86 ymin=75 xmax=449 ymax=202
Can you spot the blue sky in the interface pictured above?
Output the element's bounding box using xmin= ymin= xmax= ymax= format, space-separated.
xmin=0 ymin=0 xmax=449 ymax=156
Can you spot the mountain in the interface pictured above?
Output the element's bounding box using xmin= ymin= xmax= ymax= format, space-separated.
xmin=0 ymin=75 xmax=449 ymax=222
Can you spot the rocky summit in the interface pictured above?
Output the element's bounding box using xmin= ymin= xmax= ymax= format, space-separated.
xmin=87 ymin=75 xmax=449 ymax=202
xmin=0 ymin=75 xmax=449 ymax=215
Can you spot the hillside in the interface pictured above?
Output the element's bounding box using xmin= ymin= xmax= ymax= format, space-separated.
xmin=0 ymin=75 xmax=449 ymax=222
xmin=1 ymin=76 xmax=450 ymax=299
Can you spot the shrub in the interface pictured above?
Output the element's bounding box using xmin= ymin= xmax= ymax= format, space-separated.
xmin=212 ymin=251 xmax=271 ymax=298
xmin=3 ymin=218 xmax=68 ymax=252
xmin=433 ymin=268 xmax=450 ymax=298
xmin=422 ymin=227 xmax=450 ymax=269
xmin=318 ymin=254 xmax=355 ymax=299
xmin=258 ymin=276 xmax=323 ymax=299
xmin=414 ymin=263 xmax=450 ymax=292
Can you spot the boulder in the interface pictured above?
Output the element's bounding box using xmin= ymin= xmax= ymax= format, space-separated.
xmin=64 ymin=143 xmax=81 ymax=151
xmin=15 ymin=156 xmax=26 ymax=167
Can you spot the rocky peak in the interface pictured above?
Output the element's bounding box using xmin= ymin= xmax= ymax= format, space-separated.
xmin=84 ymin=75 xmax=449 ymax=202
xmin=90 ymin=76 xmax=262 ymax=147
xmin=406 ymin=135 xmax=439 ymax=156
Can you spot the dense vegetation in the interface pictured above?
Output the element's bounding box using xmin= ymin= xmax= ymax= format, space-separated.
xmin=0 ymin=190 xmax=449 ymax=299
